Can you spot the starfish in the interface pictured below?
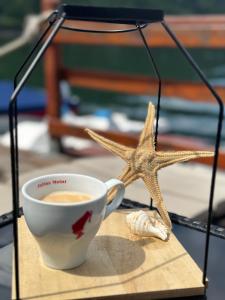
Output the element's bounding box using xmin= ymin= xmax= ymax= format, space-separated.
xmin=85 ymin=103 xmax=213 ymax=232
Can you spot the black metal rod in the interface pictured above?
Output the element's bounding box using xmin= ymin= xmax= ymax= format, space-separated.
xmin=61 ymin=23 xmax=147 ymax=34
xmin=137 ymin=25 xmax=162 ymax=210
xmin=150 ymin=199 xmax=153 ymax=210
xmin=136 ymin=24 xmax=162 ymax=148
xmin=12 ymin=17 xmax=55 ymax=218
xmin=8 ymin=15 xmax=65 ymax=300
xmin=10 ymin=15 xmax=65 ymax=102
xmin=14 ymin=11 xmax=57 ymax=85
xmin=10 ymin=19 xmax=57 ymax=297
xmin=8 ymin=109 xmax=20 ymax=299
xmin=161 ymin=20 xmax=224 ymax=286
xmin=12 ymin=102 xmax=19 ymax=215
xmin=137 ymin=24 xmax=162 ymax=211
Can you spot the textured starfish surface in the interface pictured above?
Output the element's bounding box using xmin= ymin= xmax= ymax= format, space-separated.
xmin=85 ymin=103 xmax=213 ymax=232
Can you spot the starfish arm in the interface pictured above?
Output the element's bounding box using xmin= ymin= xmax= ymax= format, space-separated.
xmin=85 ymin=128 xmax=133 ymax=161
xmin=142 ymin=174 xmax=172 ymax=231
xmin=156 ymin=150 xmax=214 ymax=170
xmin=108 ymin=166 xmax=138 ymax=201
xmin=117 ymin=166 xmax=138 ymax=187
xmin=138 ymin=102 xmax=155 ymax=149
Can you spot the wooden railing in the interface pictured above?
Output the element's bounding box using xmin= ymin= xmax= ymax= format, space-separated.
xmin=62 ymin=68 xmax=225 ymax=103
xmin=54 ymin=16 xmax=225 ymax=48
xmin=41 ymin=0 xmax=225 ymax=168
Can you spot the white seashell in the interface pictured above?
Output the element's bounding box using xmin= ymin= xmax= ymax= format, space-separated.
xmin=126 ymin=210 xmax=169 ymax=241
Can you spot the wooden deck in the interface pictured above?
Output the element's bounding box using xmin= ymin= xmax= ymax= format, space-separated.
xmin=0 ymin=145 xmax=225 ymax=223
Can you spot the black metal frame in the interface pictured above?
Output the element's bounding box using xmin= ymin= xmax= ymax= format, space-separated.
xmin=2 ymin=204 xmax=225 ymax=239
xmin=8 ymin=5 xmax=223 ymax=299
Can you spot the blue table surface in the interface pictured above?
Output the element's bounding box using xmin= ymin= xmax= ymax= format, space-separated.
xmin=0 ymin=218 xmax=225 ymax=300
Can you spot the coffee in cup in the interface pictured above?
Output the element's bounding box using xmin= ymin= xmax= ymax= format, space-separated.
xmin=42 ymin=191 xmax=93 ymax=204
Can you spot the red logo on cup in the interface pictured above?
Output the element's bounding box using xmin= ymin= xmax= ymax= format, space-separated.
xmin=72 ymin=211 xmax=93 ymax=239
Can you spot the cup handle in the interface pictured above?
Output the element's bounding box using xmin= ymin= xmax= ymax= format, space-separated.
xmin=104 ymin=179 xmax=125 ymax=219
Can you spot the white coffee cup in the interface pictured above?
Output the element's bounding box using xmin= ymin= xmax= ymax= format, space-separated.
xmin=22 ymin=173 xmax=125 ymax=270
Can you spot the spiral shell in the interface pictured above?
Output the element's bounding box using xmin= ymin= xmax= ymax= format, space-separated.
xmin=126 ymin=210 xmax=169 ymax=241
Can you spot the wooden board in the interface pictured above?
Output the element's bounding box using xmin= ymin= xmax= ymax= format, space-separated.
xmin=12 ymin=211 xmax=205 ymax=299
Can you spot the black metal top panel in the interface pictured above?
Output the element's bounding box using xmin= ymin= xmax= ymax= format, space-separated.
xmin=58 ymin=4 xmax=164 ymax=24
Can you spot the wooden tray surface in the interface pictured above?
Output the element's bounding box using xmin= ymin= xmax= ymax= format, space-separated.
xmin=12 ymin=210 xmax=205 ymax=299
